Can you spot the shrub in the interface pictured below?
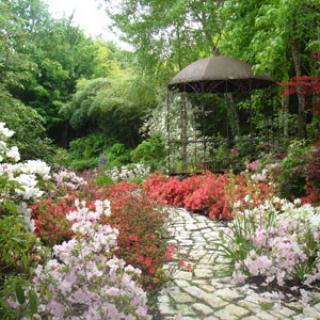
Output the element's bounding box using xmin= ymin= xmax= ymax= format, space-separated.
xmin=106 ymin=163 xmax=150 ymax=182
xmin=107 ymin=192 xmax=168 ymax=290
xmin=143 ymin=172 xmax=273 ymax=220
xmin=68 ymin=133 xmax=115 ymax=161
xmin=131 ymin=135 xmax=165 ymax=170
xmin=14 ymin=200 xmax=151 ymax=320
xmin=0 ymin=96 xmax=54 ymax=162
xmin=302 ymin=141 xmax=320 ymax=204
xmin=102 ymin=143 xmax=131 ymax=168
xmin=30 ymin=196 xmax=75 ymax=246
xmin=0 ymin=215 xmax=41 ymax=276
xmin=53 ymin=169 xmax=86 ymax=191
xmin=219 ymin=198 xmax=320 ymax=288
xmin=277 ymin=140 xmax=310 ymax=199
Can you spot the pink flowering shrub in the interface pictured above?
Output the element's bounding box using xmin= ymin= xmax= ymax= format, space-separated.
xmin=27 ymin=200 xmax=150 ymax=319
xmin=53 ymin=169 xmax=86 ymax=191
xmin=221 ymin=198 xmax=320 ymax=288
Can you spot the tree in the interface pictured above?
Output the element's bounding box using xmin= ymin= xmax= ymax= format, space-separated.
xmin=220 ymin=0 xmax=320 ymax=138
xmin=0 ymin=0 xmax=99 ymax=145
xmin=61 ymin=61 xmax=158 ymax=147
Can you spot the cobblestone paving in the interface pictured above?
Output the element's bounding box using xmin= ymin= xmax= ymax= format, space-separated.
xmin=157 ymin=208 xmax=320 ymax=320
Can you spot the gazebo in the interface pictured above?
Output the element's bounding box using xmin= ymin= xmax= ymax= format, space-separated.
xmin=166 ymin=56 xmax=275 ymax=173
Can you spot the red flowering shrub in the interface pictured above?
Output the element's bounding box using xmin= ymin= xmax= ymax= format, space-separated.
xmin=76 ymin=179 xmax=139 ymax=201
xmin=185 ymin=174 xmax=235 ymax=220
xmin=31 ymin=195 xmax=76 ymax=245
xmin=106 ymin=192 xmax=168 ymax=289
xmin=143 ymin=172 xmax=273 ymax=220
xmin=142 ymin=173 xmax=170 ymax=202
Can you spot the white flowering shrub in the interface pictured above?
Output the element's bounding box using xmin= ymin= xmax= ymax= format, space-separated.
xmin=0 ymin=122 xmax=50 ymax=230
xmin=106 ymin=163 xmax=151 ymax=182
xmin=220 ymin=197 xmax=320 ymax=288
xmin=29 ymin=200 xmax=150 ymax=320
xmin=53 ymin=169 xmax=86 ymax=190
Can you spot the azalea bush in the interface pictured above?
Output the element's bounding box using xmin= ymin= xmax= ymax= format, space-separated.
xmin=8 ymin=200 xmax=150 ymax=320
xmin=30 ymin=196 xmax=76 ymax=246
xmin=0 ymin=123 xmax=49 ymax=319
xmin=219 ymin=198 xmax=320 ymax=288
xmin=143 ymin=172 xmax=273 ymax=220
xmin=31 ymin=176 xmax=170 ymax=290
xmin=53 ymin=169 xmax=86 ymax=191
xmin=107 ymin=192 xmax=168 ymax=290
xmin=78 ymin=180 xmax=169 ymax=290
xmin=0 ymin=122 xmax=54 ymax=232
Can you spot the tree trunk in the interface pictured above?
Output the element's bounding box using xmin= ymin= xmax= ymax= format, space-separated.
xmin=291 ymin=41 xmax=306 ymax=139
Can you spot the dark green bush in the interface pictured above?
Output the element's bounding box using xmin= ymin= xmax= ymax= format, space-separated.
xmin=277 ymin=140 xmax=310 ymax=199
xmin=0 ymin=94 xmax=54 ymax=162
xmin=130 ymin=135 xmax=165 ymax=170
xmin=102 ymin=143 xmax=131 ymax=168
xmin=69 ymin=133 xmax=115 ymax=161
xmin=70 ymin=158 xmax=99 ymax=171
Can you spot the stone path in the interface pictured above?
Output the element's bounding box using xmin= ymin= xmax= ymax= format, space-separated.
xmin=156 ymin=208 xmax=320 ymax=320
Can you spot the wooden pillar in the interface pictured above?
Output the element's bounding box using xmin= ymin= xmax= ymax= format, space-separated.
xmin=180 ymin=93 xmax=188 ymax=172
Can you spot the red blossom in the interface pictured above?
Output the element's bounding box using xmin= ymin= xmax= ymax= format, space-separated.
xmin=143 ymin=172 xmax=273 ymax=220
xmin=145 ymin=257 xmax=152 ymax=267
xmin=149 ymin=266 xmax=156 ymax=275
xmin=128 ymin=235 xmax=138 ymax=242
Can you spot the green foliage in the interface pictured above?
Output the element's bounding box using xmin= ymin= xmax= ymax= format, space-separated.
xmin=95 ymin=175 xmax=114 ymax=187
xmin=0 ymin=215 xmax=39 ymax=276
xmin=49 ymin=147 xmax=70 ymax=168
xmin=0 ymin=0 xmax=98 ymax=145
xmin=0 ymin=176 xmax=20 ymax=217
xmin=103 ymin=144 xmax=131 ymax=168
xmin=210 ymin=142 xmax=233 ymax=171
xmin=131 ymin=135 xmax=165 ymax=170
xmin=70 ymin=158 xmax=99 ymax=171
xmin=0 ymin=93 xmax=54 ymax=161
xmin=277 ymin=140 xmax=310 ymax=199
xmin=62 ymin=71 xmax=157 ymax=147
xmin=0 ymin=276 xmax=38 ymax=320
xmin=69 ymin=133 xmax=114 ymax=161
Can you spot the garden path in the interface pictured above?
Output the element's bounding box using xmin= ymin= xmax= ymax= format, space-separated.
xmin=156 ymin=208 xmax=320 ymax=320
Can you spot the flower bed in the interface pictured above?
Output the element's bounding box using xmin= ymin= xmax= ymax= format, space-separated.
xmin=12 ymin=200 xmax=151 ymax=319
xmin=107 ymin=192 xmax=168 ymax=289
xmin=143 ymin=172 xmax=273 ymax=220
xmin=0 ymin=123 xmax=171 ymax=319
xmin=30 ymin=174 xmax=169 ymax=290
xmin=219 ymin=198 xmax=320 ymax=290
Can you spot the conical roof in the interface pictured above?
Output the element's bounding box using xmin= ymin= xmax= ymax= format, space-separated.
xmin=168 ymin=56 xmax=275 ymax=93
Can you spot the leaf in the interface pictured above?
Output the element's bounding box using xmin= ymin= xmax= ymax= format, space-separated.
xmin=28 ymin=290 xmax=38 ymax=314
xmin=15 ymin=284 xmax=25 ymax=305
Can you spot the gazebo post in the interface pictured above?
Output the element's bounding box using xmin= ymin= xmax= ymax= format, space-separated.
xmin=166 ymin=90 xmax=172 ymax=174
xmin=180 ymin=93 xmax=188 ymax=173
